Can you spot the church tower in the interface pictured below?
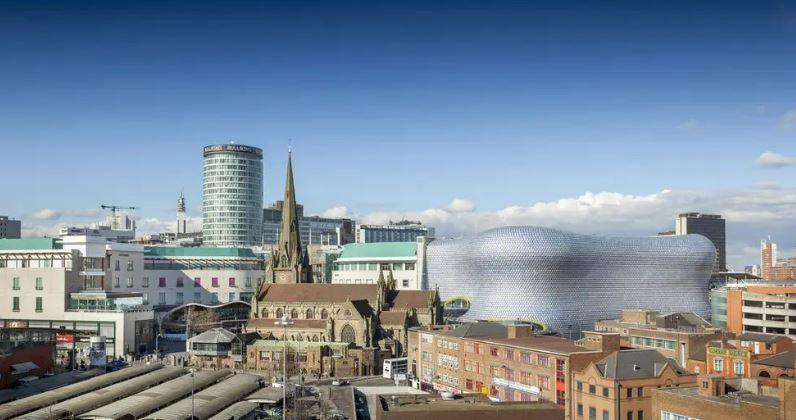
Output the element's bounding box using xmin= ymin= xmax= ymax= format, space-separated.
xmin=259 ymin=151 xmax=312 ymax=291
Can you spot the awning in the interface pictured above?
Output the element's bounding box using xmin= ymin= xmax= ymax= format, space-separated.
xmin=11 ymin=362 xmax=40 ymax=374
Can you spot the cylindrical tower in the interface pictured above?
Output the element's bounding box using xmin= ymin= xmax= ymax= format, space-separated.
xmin=202 ymin=143 xmax=263 ymax=247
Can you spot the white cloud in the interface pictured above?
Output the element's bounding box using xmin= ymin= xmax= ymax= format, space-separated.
xmin=29 ymin=208 xmax=62 ymax=220
xmin=755 ymin=151 xmax=796 ymax=168
xmin=781 ymin=109 xmax=796 ymax=130
xmin=320 ymin=206 xmax=353 ymax=219
xmin=448 ymin=198 xmax=476 ymax=213
xmin=136 ymin=216 xmax=202 ymax=235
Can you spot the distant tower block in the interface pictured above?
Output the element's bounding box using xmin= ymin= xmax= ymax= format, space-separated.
xmin=177 ymin=192 xmax=187 ymax=234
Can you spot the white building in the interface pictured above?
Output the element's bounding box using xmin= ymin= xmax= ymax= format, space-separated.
xmin=331 ymin=237 xmax=429 ymax=290
xmin=130 ymin=246 xmax=264 ymax=307
xmin=0 ymin=237 xmax=155 ymax=358
xmin=355 ymin=221 xmax=434 ymax=243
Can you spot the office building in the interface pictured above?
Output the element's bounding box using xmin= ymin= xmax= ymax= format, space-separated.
xmin=710 ymin=280 xmax=796 ymax=339
xmin=652 ymin=374 xmax=796 ymax=420
xmin=760 ymin=239 xmax=796 ymax=281
xmin=572 ymin=349 xmax=695 ymax=420
xmin=263 ymin=200 xmax=355 ymax=246
xmin=116 ymin=246 xmax=264 ymax=308
xmin=0 ymin=216 xmax=21 ymax=239
xmin=594 ymin=309 xmax=724 ymax=369
xmin=407 ymin=322 xmax=620 ymax=420
xmin=356 ymin=220 xmax=434 ymax=243
xmin=0 ymin=237 xmax=155 ymax=358
xmin=331 ymin=237 xmax=429 ymax=290
xmin=675 ymin=212 xmax=726 ymax=272
xmin=427 ymin=226 xmax=717 ymax=334
xmin=202 ymin=143 xmax=263 ymax=247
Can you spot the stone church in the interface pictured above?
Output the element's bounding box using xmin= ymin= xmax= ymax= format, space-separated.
xmin=247 ymin=153 xmax=441 ymax=374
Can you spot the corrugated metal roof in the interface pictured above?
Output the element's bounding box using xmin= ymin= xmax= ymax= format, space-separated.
xmin=15 ymin=367 xmax=185 ymax=420
xmin=79 ymin=370 xmax=231 ymax=420
xmin=207 ymin=401 xmax=258 ymax=420
xmin=142 ymin=374 xmax=262 ymax=420
xmin=0 ymin=363 xmax=163 ymax=419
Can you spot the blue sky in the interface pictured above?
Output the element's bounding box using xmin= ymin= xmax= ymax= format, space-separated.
xmin=1 ymin=0 xmax=796 ymax=267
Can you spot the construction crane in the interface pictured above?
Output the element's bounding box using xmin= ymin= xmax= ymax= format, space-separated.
xmin=100 ymin=204 xmax=137 ymax=230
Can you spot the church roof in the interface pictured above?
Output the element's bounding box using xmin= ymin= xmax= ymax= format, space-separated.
xmin=379 ymin=310 xmax=408 ymax=326
xmin=258 ymin=283 xmax=378 ymax=303
xmin=390 ymin=290 xmax=435 ymax=310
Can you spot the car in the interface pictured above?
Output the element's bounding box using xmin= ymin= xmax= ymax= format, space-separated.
xmin=331 ymin=379 xmax=348 ymax=386
xmin=106 ymin=360 xmax=129 ymax=372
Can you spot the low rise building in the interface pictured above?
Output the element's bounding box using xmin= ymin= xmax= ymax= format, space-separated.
xmin=187 ymin=327 xmax=257 ymax=370
xmin=595 ymin=309 xmax=724 ymax=368
xmin=751 ymin=350 xmax=796 ymax=385
xmin=710 ymin=280 xmax=796 ymax=339
xmin=374 ymin=393 xmax=564 ymax=420
xmin=245 ymin=339 xmax=362 ymax=378
xmin=356 ymin=220 xmax=434 ymax=243
xmin=572 ymin=349 xmax=695 ymax=420
xmin=0 ymin=216 xmax=21 ymax=239
xmin=331 ymin=239 xmax=428 ymax=290
xmin=701 ymin=333 xmax=794 ymax=381
xmin=652 ymin=373 xmax=796 ymax=420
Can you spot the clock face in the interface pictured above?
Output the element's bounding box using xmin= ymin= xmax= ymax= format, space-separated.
xmin=277 ymin=272 xmax=291 ymax=283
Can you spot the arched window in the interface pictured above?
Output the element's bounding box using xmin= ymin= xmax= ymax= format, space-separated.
xmin=306 ymin=309 xmax=314 ymax=319
xmin=759 ymin=371 xmax=771 ymax=378
xmin=340 ymin=324 xmax=356 ymax=343
xmin=321 ymin=309 xmax=329 ymax=319
xmin=261 ymin=308 xmax=269 ymax=318
xmin=290 ymin=308 xmax=299 ymax=319
xmin=276 ymin=308 xmax=283 ymax=319
xmin=313 ymin=334 xmax=319 ymax=342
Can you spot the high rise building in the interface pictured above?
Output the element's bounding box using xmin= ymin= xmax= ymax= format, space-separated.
xmin=0 ymin=216 xmax=21 ymax=239
xmin=202 ymin=144 xmax=263 ymax=247
xmin=262 ymin=200 xmax=355 ymax=246
xmin=356 ymin=220 xmax=434 ymax=243
xmin=675 ymin=212 xmax=726 ymax=272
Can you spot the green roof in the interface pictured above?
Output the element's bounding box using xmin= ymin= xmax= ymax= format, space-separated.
xmin=145 ymin=246 xmax=258 ymax=258
xmin=0 ymin=238 xmax=62 ymax=251
xmin=250 ymin=340 xmax=349 ymax=349
xmin=339 ymin=242 xmax=416 ymax=260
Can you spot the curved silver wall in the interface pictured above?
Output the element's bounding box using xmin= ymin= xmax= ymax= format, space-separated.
xmin=426 ymin=226 xmax=716 ymax=334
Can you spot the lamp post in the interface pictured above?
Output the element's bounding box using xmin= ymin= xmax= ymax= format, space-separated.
xmin=189 ymin=368 xmax=195 ymax=419
xmin=275 ymin=314 xmax=293 ymax=420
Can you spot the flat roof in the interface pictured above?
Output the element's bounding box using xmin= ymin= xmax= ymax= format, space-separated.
xmin=655 ymin=386 xmax=780 ymax=409
xmin=0 ymin=238 xmax=62 ymax=250
xmin=473 ymin=335 xmax=595 ymax=355
xmin=379 ymin=394 xmax=561 ymax=413
xmin=144 ymin=246 xmax=257 ymax=258
xmin=338 ymin=242 xmax=417 ymax=260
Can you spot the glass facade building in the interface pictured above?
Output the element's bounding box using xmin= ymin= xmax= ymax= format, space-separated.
xmin=426 ymin=226 xmax=716 ymax=334
xmin=202 ymin=144 xmax=263 ymax=247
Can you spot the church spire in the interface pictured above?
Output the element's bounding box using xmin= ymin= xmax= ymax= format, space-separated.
xmin=280 ymin=150 xmax=301 ymax=258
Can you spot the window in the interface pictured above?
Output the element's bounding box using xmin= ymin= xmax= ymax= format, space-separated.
xmin=212 ymin=277 xmax=219 ymax=287
xmin=577 ymin=404 xmax=583 ymax=417
xmin=276 ymin=308 xmax=284 ymax=318
xmin=602 ymin=387 xmax=609 ymax=397
xmin=603 ymin=410 xmax=609 ymax=420
xmin=35 ymin=277 xmax=43 ymax=290
xmin=127 ymin=260 xmax=134 ymax=271
xmin=505 ymin=349 xmax=514 ymax=360
xmin=176 ymin=292 xmax=184 ymax=304
xmin=637 ymin=387 xmax=643 ymax=397
xmin=13 ymin=277 xmax=20 ymax=290
xmin=245 ymin=277 xmax=252 ymax=287
xmin=176 ymin=277 xmax=184 ymax=287
xmin=211 ymin=293 xmax=219 ymax=304
xmin=291 ymin=308 xmax=299 ymax=318
xmin=35 ymin=297 xmax=43 ymax=312
xmin=12 ymin=297 xmax=19 ymax=311
xmin=627 ymin=387 xmax=632 ymax=398
xmin=589 ymin=384 xmax=596 ymax=394
xmin=402 ymin=280 xmax=409 ymax=287
xmin=538 ymin=376 xmax=549 ymax=390
xmin=713 ymin=358 xmax=723 ymax=373
xmin=406 ymin=263 xmax=415 ymax=270
xmin=229 ymin=292 xmax=235 ymax=302
xmin=158 ymin=293 xmax=166 ymax=304
xmin=627 ymin=411 xmax=633 ymax=420
xmin=143 ymin=277 xmax=150 ymax=288
xmin=589 ymin=407 xmax=596 ymax=420
xmin=194 ymin=292 xmax=201 ymax=302
xmin=306 ymin=309 xmax=314 ymax=319
xmin=537 ymin=355 xmax=549 ymax=367
xmin=114 ymin=277 xmax=120 ymax=288
xmin=194 ymin=277 xmax=201 ymax=287
xmin=637 ymin=411 xmax=643 ymax=420
xmin=321 ymin=308 xmax=328 ymax=319
xmin=159 ymin=277 xmax=166 ymax=287
xmin=229 ymin=277 xmax=236 ymax=287
xmin=127 ymin=277 xmax=133 ymax=287
xmin=734 ymin=360 xmax=744 ymax=375
xmin=490 ymin=347 xmax=499 ymax=356
xmin=142 ymin=293 xmax=149 ymax=304
xmin=577 ymin=381 xmax=583 ymax=391
xmin=115 ymin=260 xmax=120 ymax=271
xmin=340 ymin=324 xmax=356 ymax=343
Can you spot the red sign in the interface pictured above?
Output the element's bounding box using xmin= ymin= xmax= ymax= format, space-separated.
xmin=56 ymin=334 xmax=75 ymax=344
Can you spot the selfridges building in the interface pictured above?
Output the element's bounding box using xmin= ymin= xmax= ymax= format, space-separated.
xmin=426 ymin=226 xmax=716 ymax=334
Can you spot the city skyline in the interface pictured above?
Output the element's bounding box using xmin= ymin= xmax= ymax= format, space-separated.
xmin=2 ymin=1 xmax=796 ymax=268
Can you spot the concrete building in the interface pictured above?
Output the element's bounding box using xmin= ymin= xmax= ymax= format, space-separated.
xmin=652 ymin=374 xmax=796 ymax=420
xmin=0 ymin=216 xmax=21 ymax=239
xmin=331 ymin=238 xmax=428 ymax=290
xmin=572 ymin=349 xmax=695 ymax=420
xmin=710 ymin=281 xmax=796 ymax=339
xmin=594 ymin=309 xmax=724 ymax=368
xmin=760 ymin=239 xmax=796 ymax=281
xmin=202 ymin=143 xmax=264 ymax=247
xmin=700 ymin=333 xmax=794 ymax=382
xmin=0 ymin=237 xmax=155 ymax=358
xmin=407 ymin=322 xmax=621 ymax=420
xmin=675 ymin=212 xmax=726 ymax=272
xmin=131 ymin=246 xmax=263 ymax=308
xmin=263 ymin=200 xmax=355 ymax=246
xmin=356 ymin=220 xmax=434 ymax=243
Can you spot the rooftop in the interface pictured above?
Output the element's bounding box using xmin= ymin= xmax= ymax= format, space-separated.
xmin=378 ymin=394 xmax=562 ymax=414
xmin=144 ymin=246 xmax=257 ymax=258
xmin=338 ymin=242 xmax=417 ymax=260
xmin=752 ymin=350 xmax=796 ymax=369
xmin=438 ymin=321 xmax=509 ymax=339
xmin=188 ymin=327 xmax=239 ymax=344
xmin=655 ymin=385 xmax=780 ymax=409
xmin=0 ymin=237 xmax=62 ymax=251
xmin=737 ymin=332 xmax=790 ymax=344
xmin=595 ymin=349 xmax=685 ymax=379
xmin=475 ymin=334 xmax=593 ymax=355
